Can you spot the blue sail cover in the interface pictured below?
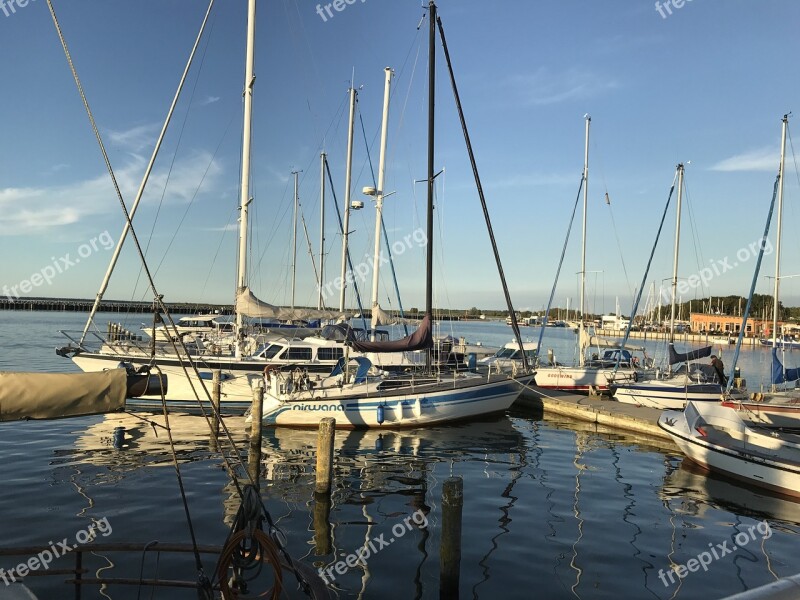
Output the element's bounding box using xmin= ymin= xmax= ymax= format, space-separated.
xmin=771 ymin=347 xmax=800 ymax=384
xmin=668 ymin=343 xmax=713 ymax=365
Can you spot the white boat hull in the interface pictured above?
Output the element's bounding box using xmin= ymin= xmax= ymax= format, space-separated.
xmin=614 ymin=378 xmax=723 ymax=410
xmin=72 ymin=353 xmax=259 ymax=413
xmin=658 ymin=402 xmax=800 ymax=498
xmin=258 ymin=375 xmax=532 ymax=428
xmin=534 ymin=366 xmax=635 ymax=393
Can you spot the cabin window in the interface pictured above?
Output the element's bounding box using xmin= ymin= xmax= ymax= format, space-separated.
xmin=318 ymin=348 xmax=344 ymax=361
xmin=261 ymin=344 xmax=283 ymax=359
xmin=285 ymin=347 xmax=312 ymax=361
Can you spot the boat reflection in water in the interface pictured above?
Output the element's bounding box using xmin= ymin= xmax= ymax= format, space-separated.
xmin=44 ymin=409 xmax=800 ymax=599
xmin=661 ymin=457 xmax=800 ymax=526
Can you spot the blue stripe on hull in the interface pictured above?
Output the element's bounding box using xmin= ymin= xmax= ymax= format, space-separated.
xmin=262 ymin=378 xmax=527 ymax=427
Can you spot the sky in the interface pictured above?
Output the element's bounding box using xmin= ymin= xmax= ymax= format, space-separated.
xmin=1 ymin=0 xmax=800 ymax=316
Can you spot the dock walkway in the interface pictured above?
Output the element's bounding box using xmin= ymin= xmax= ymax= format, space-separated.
xmin=518 ymin=385 xmax=674 ymax=442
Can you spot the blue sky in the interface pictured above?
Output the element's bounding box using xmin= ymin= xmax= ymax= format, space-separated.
xmin=1 ymin=0 xmax=799 ymax=315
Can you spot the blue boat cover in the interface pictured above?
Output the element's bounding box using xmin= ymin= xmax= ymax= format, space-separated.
xmin=771 ymin=347 xmax=800 ymax=384
xmin=668 ymin=343 xmax=713 ymax=365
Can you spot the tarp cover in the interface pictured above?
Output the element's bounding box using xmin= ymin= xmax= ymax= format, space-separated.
xmin=0 ymin=370 xmax=126 ymax=421
xmin=236 ymin=287 xmax=343 ymax=321
xmin=772 ymin=347 xmax=800 ymax=385
xmin=668 ymin=343 xmax=713 ymax=365
xmin=347 ymin=314 xmax=433 ymax=353
xmin=371 ymin=303 xmax=415 ymax=326
xmin=583 ymin=331 xmax=644 ymax=352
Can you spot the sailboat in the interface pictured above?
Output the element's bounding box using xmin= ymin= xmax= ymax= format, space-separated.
xmin=613 ymin=164 xmax=733 ymax=410
xmin=533 ymin=117 xmax=639 ymax=393
xmin=722 ymin=115 xmax=800 ymax=428
xmin=251 ymin=1 xmax=534 ymax=428
xmin=56 ymin=3 xmax=444 ymax=413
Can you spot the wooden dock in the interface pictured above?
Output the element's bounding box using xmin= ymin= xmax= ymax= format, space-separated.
xmin=516 ymin=385 xmax=676 ymax=445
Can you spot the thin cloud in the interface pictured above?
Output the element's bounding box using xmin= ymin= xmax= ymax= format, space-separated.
xmin=710 ymin=147 xmax=778 ymax=172
xmin=200 ymin=95 xmax=221 ymax=106
xmin=507 ymin=68 xmax=618 ymax=106
xmin=107 ymin=123 xmax=161 ymax=154
xmin=0 ymin=152 xmax=222 ymax=236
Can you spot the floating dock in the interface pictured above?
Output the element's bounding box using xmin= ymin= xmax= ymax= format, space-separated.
xmin=517 ymin=385 xmax=676 ymax=444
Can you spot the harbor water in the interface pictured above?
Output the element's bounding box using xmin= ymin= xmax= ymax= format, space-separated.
xmin=1 ymin=310 xmax=798 ymax=599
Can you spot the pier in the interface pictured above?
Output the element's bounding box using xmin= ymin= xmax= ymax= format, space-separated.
xmin=0 ymin=296 xmax=232 ymax=314
xmin=518 ymin=386 xmax=677 ymax=446
xmin=595 ymin=328 xmax=758 ymax=346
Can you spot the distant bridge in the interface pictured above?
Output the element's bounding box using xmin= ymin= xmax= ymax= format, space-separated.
xmin=0 ymin=296 xmax=233 ymax=314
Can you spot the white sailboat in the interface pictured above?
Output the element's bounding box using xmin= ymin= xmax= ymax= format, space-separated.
xmin=252 ymin=2 xmax=533 ymax=428
xmin=58 ymin=3 xmax=439 ymax=413
xmin=722 ymin=114 xmax=800 ymax=428
xmin=614 ymin=164 xmax=730 ymax=410
xmin=534 ymin=116 xmax=638 ymax=393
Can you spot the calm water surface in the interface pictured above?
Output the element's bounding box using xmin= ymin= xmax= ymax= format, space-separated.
xmin=1 ymin=311 xmax=798 ymax=599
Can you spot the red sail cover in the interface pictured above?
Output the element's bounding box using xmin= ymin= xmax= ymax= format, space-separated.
xmin=347 ymin=315 xmax=433 ymax=353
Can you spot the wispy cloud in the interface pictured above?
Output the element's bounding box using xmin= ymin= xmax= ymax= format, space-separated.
xmin=506 ymin=68 xmax=618 ymax=106
xmin=0 ymin=151 xmax=222 ymax=236
xmin=710 ymin=146 xmax=778 ymax=172
xmin=107 ymin=123 xmax=161 ymax=154
xmin=200 ymin=95 xmax=221 ymax=106
xmin=204 ymin=222 xmax=238 ymax=233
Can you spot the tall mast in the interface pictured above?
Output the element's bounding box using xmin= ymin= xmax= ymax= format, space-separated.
xmin=235 ymin=0 xmax=257 ymax=356
xmin=425 ymin=1 xmax=436 ymax=370
xmin=369 ymin=67 xmax=393 ymax=338
xmin=318 ymin=152 xmax=326 ymax=310
xmin=772 ymin=115 xmax=789 ymax=349
xmin=339 ymin=85 xmax=357 ymax=312
xmin=578 ymin=115 xmax=590 ymax=367
xmin=669 ymin=163 xmax=684 ymax=344
xmin=291 ymin=170 xmax=300 ymax=310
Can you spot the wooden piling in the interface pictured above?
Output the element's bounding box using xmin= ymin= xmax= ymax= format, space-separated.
xmin=247 ymin=384 xmax=264 ymax=487
xmin=440 ymin=476 xmax=463 ymax=599
xmin=314 ymin=418 xmax=336 ymax=495
xmin=211 ymin=370 xmax=221 ymax=436
xmin=313 ymin=491 xmax=333 ymax=556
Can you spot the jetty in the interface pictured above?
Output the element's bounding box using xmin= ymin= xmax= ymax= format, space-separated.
xmin=517 ymin=385 xmax=676 ymax=445
xmin=595 ymin=328 xmax=759 ymax=346
xmin=0 ymin=296 xmax=231 ymax=314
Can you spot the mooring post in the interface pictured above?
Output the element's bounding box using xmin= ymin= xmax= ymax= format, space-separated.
xmin=247 ymin=384 xmax=264 ymax=487
xmin=313 ymin=490 xmax=333 ymax=556
xmin=315 ymin=417 xmax=336 ymax=495
xmin=211 ymin=369 xmax=222 ymax=436
xmin=440 ymin=476 xmax=463 ymax=599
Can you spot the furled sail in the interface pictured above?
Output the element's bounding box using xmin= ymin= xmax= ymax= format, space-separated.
xmin=772 ymin=347 xmax=800 ymax=385
xmin=584 ymin=331 xmax=644 ymax=352
xmin=235 ymin=287 xmax=343 ymax=321
xmin=0 ymin=370 xmax=127 ymax=421
xmin=371 ymin=303 xmax=415 ymax=326
xmin=347 ymin=314 xmax=433 ymax=353
xmin=668 ymin=343 xmax=713 ymax=365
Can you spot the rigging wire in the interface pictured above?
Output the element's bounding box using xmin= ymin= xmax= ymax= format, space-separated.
xmin=47 ymin=4 xmax=310 ymax=592
xmin=594 ymin=135 xmax=634 ymax=301
xmin=536 ymin=175 xmax=584 ymax=359
xmin=681 ymin=173 xmax=709 ymax=299
xmin=614 ymin=168 xmax=679 ymax=374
